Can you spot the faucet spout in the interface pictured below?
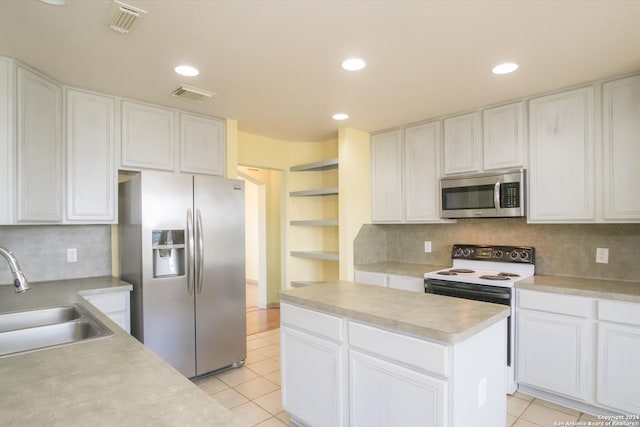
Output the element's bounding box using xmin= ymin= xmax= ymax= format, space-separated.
xmin=0 ymin=245 xmax=31 ymax=293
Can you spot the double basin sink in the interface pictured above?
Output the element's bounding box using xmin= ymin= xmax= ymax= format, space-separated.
xmin=0 ymin=304 xmax=112 ymax=357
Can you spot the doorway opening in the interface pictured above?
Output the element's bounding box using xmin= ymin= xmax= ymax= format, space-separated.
xmin=240 ymin=170 xmax=280 ymax=335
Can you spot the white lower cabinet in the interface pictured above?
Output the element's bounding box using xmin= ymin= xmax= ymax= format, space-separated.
xmin=350 ymin=350 xmax=446 ymax=427
xmin=388 ymin=274 xmax=424 ymax=292
xmin=596 ymin=300 xmax=640 ymax=414
xmin=280 ymin=304 xmax=347 ymax=427
xmin=281 ymin=302 xmax=506 ymax=427
xmin=517 ymin=290 xmax=590 ymax=401
xmin=517 ymin=289 xmax=640 ymax=415
xmin=82 ymin=290 xmax=131 ymax=333
xmin=348 ymin=321 xmax=447 ymax=427
xmin=517 ymin=309 xmax=589 ymax=400
xmin=354 ymin=270 xmax=387 ymax=287
xmin=354 ymin=270 xmax=424 ymax=292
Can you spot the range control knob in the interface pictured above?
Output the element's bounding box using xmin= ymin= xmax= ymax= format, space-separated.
xmin=462 ymin=248 xmax=471 ymax=257
xmin=509 ymin=251 xmax=518 ymax=259
xmin=454 ymin=248 xmax=464 ymax=257
xmin=494 ymin=250 xmax=503 ymax=259
xmin=519 ymin=251 xmax=529 ymax=260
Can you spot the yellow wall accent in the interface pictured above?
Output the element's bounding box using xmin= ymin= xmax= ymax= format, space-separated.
xmin=238 ymin=131 xmax=340 ymax=304
xmin=225 ymin=119 xmax=239 ymax=179
xmin=338 ymin=127 xmax=371 ymax=281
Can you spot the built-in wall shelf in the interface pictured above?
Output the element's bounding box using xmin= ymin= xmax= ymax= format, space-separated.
xmin=290 ymin=158 xmax=338 ymax=172
xmin=290 ymin=219 xmax=339 ymax=226
xmin=289 ymin=187 xmax=339 ymax=197
xmin=290 ymin=281 xmax=326 ymax=288
xmin=290 ymin=251 xmax=339 ymax=261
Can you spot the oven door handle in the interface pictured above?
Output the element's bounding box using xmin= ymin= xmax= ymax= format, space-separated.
xmin=425 ymin=283 xmax=511 ymax=303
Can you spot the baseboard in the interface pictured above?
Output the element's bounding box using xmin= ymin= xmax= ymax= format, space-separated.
xmin=266 ymin=302 xmax=280 ymax=309
xmin=517 ymin=384 xmax=619 ymax=418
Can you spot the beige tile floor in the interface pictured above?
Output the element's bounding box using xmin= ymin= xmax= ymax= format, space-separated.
xmin=507 ymin=392 xmax=602 ymax=427
xmin=195 ymin=328 xmax=291 ymax=427
xmin=195 ymin=327 xmax=600 ymax=427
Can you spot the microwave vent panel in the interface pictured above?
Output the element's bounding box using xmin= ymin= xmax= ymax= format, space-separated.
xmin=104 ymin=0 xmax=147 ymax=34
xmin=172 ymin=85 xmax=216 ymax=102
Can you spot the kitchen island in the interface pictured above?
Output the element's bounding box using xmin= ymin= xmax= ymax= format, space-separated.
xmin=0 ymin=277 xmax=240 ymax=427
xmin=279 ymin=281 xmax=510 ymax=427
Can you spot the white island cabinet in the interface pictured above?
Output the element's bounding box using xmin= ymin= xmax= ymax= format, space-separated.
xmin=280 ymin=281 xmax=509 ymax=427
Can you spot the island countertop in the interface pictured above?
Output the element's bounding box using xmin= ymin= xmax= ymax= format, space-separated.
xmin=279 ymin=280 xmax=509 ymax=344
xmin=0 ymin=277 xmax=240 ymax=427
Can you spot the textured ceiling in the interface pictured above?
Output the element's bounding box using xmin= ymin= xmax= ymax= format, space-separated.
xmin=1 ymin=0 xmax=639 ymax=142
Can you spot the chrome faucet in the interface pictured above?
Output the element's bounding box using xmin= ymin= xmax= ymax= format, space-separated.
xmin=0 ymin=246 xmax=30 ymax=293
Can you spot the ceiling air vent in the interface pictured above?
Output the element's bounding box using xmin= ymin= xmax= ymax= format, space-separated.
xmin=172 ymin=85 xmax=216 ymax=102
xmin=104 ymin=0 xmax=147 ymax=34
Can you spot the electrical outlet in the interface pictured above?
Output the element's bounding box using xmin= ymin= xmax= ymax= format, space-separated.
xmin=67 ymin=248 xmax=78 ymax=263
xmin=424 ymin=241 xmax=432 ymax=253
xmin=596 ymin=248 xmax=609 ymax=264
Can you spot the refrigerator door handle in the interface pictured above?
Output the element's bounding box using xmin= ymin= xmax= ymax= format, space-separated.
xmin=186 ymin=209 xmax=195 ymax=295
xmin=196 ymin=208 xmax=205 ymax=294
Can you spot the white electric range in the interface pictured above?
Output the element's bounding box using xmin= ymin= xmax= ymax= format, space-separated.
xmin=424 ymin=244 xmax=535 ymax=394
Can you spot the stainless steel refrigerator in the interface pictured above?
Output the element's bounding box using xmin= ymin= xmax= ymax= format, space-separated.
xmin=118 ymin=170 xmax=246 ymax=378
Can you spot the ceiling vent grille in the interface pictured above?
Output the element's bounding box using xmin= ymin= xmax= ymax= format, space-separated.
xmin=104 ymin=0 xmax=147 ymax=34
xmin=172 ymin=85 xmax=216 ymax=102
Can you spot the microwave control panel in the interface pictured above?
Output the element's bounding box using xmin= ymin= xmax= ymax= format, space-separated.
xmin=500 ymin=182 xmax=521 ymax=208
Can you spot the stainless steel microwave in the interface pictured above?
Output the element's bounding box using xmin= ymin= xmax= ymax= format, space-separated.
xmin=440 ymin=169 xmax=526 ymax=218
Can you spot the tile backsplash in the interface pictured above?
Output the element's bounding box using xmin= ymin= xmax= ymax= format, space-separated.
xmin=0 ymin=225 xmax=111 ymax=285
xmin=354 ymin=218 xmax=640 ymax=282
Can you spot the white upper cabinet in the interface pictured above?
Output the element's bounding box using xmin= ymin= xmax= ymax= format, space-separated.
xmin=483 ymin=102 xmax=525 ymax=171
xmin=179 ymin=113 xmax=225 ymax=176
xmin=65 ymin=88 xmax=116 ymax=223
xmin=602 ymin=75 xmax=640 ymax=220
xmin=371 ymin=130 xmax=403 ymax=222
xmin=404 ymin=121 xmax=442 ymax=222
xmin=528 ymin=86 xmax=595 ymax=222
xmin=443 ymin=112 xmax=481 ymax=174
xmin=121 ymin=100 xmax=175 ymax=171
xmin=16 ymin=65 xmax=63 ymax=223
xmin=0 ymin=57 xmax=15 ymax=224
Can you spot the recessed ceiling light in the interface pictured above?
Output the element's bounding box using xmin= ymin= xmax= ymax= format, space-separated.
xmin=175 ymin=65 xmax=199 ymax=77
xmin=332 ymin=113 xmax=349 ymax=121
xmin=39 ymin=0 xmax=68 ymax=5
xmin=341 ymin=58 xmax=366 ymax=71
xmin=492 ymin=62 xmax=519 ymax=75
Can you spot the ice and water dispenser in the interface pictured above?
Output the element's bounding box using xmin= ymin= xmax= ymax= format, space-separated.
xmin=152 ymin=229 xmax=186 ymax=278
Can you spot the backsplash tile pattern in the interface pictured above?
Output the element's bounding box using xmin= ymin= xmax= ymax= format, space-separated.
xmin=0 ymin=225 xmax=111 ymax=285
xmin=355 ymin=219 xmax=640 ymax=282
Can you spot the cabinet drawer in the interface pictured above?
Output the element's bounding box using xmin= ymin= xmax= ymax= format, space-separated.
xmin=348 ymin=321 xmax=448 ymax=376
xmin=83 ymin=291 xmax=129 ymax=314
xmin=597 ymin=299 xmax=640 ymax=326
xmin=517 ymin=289 xmax=590 ymax=317
xmin=281 ymin=303 xmax=344 ymax=342
xmin=354 ymin=270 xmax=387 ymax=287
xmin=388 ymin=274 xmax=424 ymax=292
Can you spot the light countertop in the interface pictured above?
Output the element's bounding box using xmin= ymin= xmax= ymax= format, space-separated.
xmin=0 ymin=276 xmax=240 ymax=427
xmin=280 ymin=280 xmax=509 ymax=344
xmin=355 ymin=262 xmax=640 ymax=303
xmin=516 ymin=274 xmax=640 ymax=303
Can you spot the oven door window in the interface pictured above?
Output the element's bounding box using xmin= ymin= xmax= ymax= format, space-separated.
xmin=442 ymin=184 xmax=496 ymax=210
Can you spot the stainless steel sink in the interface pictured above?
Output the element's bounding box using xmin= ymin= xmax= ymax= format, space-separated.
xmin=0 ymin=305 xmax=82 ymax=333
xmin=0 ymin=304 xmax=112 ymax=357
